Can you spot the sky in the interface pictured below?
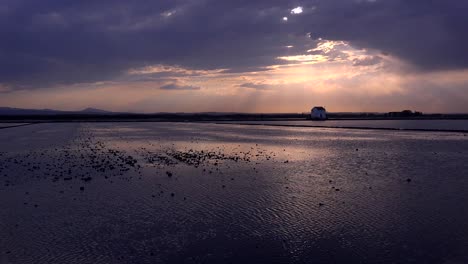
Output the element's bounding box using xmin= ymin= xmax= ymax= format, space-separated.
xmin=1 ymin=0 xmax=468 ymax=113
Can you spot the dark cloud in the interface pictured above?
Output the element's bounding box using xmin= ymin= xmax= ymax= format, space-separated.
xmin=239 ymin=82 xmax=272 ymax=90
xmin=353 ymin=56 xmax=382 ymax=67
xmin=220 ymin=67 xmax=272 ymax=74
xmin=0 ymin=0 xmax=467 ymax=89
xmin=160 ymin=83 xmax=200 ymax=90
xmin=309 ymin=0 xmax=468 ymax=71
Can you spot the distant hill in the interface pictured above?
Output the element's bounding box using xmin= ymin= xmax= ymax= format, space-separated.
xmin=0 ymin=107 xmax=64 ymax=115
xmin=0 ymin=107 xmax=114 ymax=116
xmin=1 ymin=107 xmax=467 ymax=121
xmin=80 ymin=108 xmax=113 ymax=114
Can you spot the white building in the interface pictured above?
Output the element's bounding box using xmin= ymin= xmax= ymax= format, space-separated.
xmin=311 ymin=106 xmax=327 ymax=120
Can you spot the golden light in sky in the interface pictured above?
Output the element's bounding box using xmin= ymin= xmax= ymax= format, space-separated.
xmin=1 ymin=1 xmax=467 ymax=113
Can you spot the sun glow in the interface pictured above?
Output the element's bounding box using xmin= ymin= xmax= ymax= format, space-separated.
xmin=308 ymin=40 xmax=348 ymax=54
xmin=277 ymin=54 xmax=328 ymax=62
xmin=291 ymin=7 xmax=303 ymax=14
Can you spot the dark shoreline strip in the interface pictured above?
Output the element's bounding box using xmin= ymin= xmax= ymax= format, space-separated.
xmin=0 ymin=123 xmax=36 ymax=130
xmin=0 ymin=121 xmax=466 ymax=134
xmin=214 ymin=122 xmax=468 ymax=134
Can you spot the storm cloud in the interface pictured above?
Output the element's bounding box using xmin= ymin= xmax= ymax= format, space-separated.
xmin=0 ymin=0 xmax=467 ymax=89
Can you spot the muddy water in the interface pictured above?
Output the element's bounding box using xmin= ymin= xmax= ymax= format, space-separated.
xmin=1 ymin=122 xmax=468 ymax=263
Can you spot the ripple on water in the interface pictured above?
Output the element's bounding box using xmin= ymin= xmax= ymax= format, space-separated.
xmin=1 ymin=122 xmax=468 ymax=263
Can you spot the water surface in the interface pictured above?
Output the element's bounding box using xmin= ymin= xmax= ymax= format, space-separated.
xmin=218 ymin=119 xmax=468 ymax=131
xmin=1 ymin=122 xmax=468 ymax=263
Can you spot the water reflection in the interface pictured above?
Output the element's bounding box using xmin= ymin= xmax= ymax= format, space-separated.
xmin=219 ymin=119 xmax=468 ymax=131
xmin=1 ymin=122 xmax=468 ymax=263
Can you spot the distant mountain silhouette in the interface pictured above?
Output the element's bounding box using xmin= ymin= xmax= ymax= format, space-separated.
xmin=0 ymin=107 xmax=114 ymax=115
xmin=80 ymin=107 xmax=113 ymax=114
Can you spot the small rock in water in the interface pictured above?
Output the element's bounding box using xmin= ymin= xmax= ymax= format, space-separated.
xmin=81 ymin=177 xmax=92 ymax=182
xmin=166 ymin=171 xmax=173 ymax=177
xmin=80 ymin=186 xmax=85 ymax=191
xmin=170 ymin=193 xmax=175 ymax=197
xmin=406 ymin=178 xmax=412 ymax=183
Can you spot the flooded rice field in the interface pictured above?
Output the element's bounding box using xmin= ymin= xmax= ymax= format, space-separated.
xmin=1 ymin=122 xmax=468 ymax=263
xmin=219 ymin=119 xmax=468 ymax=132
xmin=0 ymin=123 xmax=29 ymax=129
